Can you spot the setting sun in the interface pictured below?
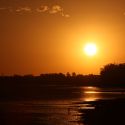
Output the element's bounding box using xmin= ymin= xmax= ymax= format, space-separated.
xmin=84 ymin=43 xmax=97 ymax=56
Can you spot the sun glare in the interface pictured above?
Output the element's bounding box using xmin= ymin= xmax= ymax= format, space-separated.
xmin=84 ymin=43 xmax=97 ymax=56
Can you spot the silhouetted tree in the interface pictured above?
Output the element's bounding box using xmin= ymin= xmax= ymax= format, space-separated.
xmin=100 ymin=63 xmax=125 ymax=86
xmin=72 ymin=72 xmax=76 ymax=77
xmin=66 ymin=72 xmax=71 ymax=78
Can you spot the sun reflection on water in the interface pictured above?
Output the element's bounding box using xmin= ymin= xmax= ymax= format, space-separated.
xmin=81 ymin=86 xmax=102 ymax=102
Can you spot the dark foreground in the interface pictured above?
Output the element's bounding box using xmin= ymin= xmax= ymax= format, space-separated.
xmin=0 ymin=86 xmax=125 ymax=125
xmin=80 ymin=98 xmax=125 ymax=125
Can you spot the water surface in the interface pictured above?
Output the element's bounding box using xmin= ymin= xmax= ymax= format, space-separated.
xmin=1 ymin=86 xmax=125 ymax=125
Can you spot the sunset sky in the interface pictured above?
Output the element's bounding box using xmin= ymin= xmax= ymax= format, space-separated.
xmin=0 ymin=0 xmax=125 ymax=75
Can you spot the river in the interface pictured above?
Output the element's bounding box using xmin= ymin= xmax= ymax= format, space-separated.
xmin=0 ymin=86 xmax=125 ymax=125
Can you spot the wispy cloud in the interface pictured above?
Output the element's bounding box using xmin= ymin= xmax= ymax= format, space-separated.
xmin=49 ymin=5 xmax=70 ymax=18
xmin=15 ymin=7 xmax=31 ymax=13
xmin=63 ymin=14 xmax=70 ymax=18
xmin=0 ymin=5 xmax=70 ymax=18
xmin=0 ymin=7 xmax=13 ymax=12
xmin=36 ymin=5 xmax=49 ymax=12
xmin=49 ymin=5 xmax=63 ymax=14
xmin=0 ymin=7 xmax=6 ymax=10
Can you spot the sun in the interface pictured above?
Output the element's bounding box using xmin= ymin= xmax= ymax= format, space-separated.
xmin=84 ymin=43 xmax=97 ymax=56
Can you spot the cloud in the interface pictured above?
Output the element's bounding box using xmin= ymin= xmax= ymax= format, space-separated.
xmin=36 ymin=4 xmax=70 ymax=18
xmin=0 ymin=7 xmax=6 ymax=10
xmin=0 ymin=7 xmax=13 ymax=13
xmin=0 ymin=4 xmax=70 ymax=18
xmin=15 ymin=7 xmax=31 ymax=13
xmin=36 ymin=5 xmax=49 ymax=12
xmin=49 ymin=5 xmax=63 ymax=14
xmin=63 ymin=14 xmax=70 ymax=18
xmin=49 ymin=5 xmax=70 ymax=18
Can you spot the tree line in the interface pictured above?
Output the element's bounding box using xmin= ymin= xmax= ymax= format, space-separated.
xmin=0 ymin=63 xmax=125 ymax=87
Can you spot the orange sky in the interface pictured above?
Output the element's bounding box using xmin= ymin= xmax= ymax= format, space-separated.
xmin=0 ymin=0 xmax=125 ymax=75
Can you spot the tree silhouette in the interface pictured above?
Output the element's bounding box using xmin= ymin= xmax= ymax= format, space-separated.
xmin=100 ymin=63 xmax=125 ymax=86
